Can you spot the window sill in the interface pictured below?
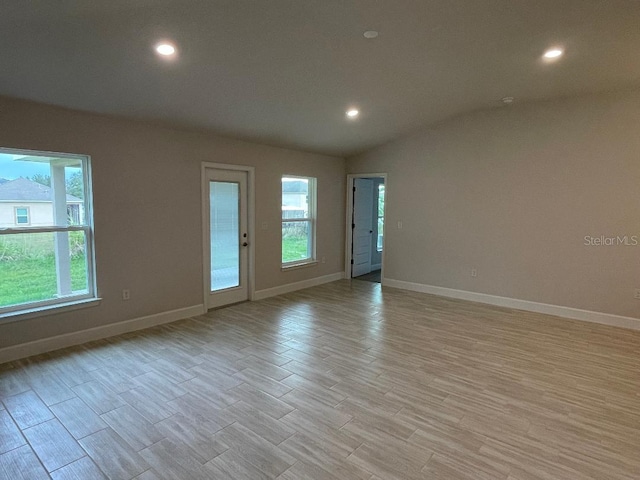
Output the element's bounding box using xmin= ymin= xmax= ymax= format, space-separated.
xmin=0 ymin=298 xmax=102 ymax=325
xmin=281 ymin=260 xmax=318 ymax=271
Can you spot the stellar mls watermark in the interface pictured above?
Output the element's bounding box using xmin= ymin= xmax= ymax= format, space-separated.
xmin=584 ymin=235 xmax=638 ymax=246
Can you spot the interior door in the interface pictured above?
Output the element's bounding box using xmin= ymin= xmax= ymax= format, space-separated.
xmin=352 ymin=178 xmax=374 ymax=277
xmin=205 ymin=168 xmax=249 ymax=308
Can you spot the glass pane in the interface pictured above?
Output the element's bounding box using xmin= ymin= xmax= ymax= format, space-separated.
xmin=0 ymin=152 xmax=86 ymax=228
xmin=377 ymin=184 xmax=385 ymax=252
xmin=69 ymin=230 xmax=89 ymax=293
xmin=282 ymin=221 xmax=310 ymax=263
xmin=16 ymin=208 xmax=29 ymax=224
xmin=210 ymin=181 xmax=240 ymax=292
xmin=282 ymin=177 xmax=309 ymax=219
xmin=65 ymin=163 xmax=85 ymax=225
xmin=377 ymin=184 xmax=385 ymax=216
xmin=0 ymin=231 xmax=88 ymax=309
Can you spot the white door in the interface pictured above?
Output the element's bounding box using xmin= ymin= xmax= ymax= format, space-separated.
xmin=352 ymin=178 xmax=374 ymax=277
xmin=205 ymin=168 xmax=249 ymax=308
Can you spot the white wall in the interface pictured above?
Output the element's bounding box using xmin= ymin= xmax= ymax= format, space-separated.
xmin=0 ymin=96 xmax=346 ymax=349
xmin=348 ymin=89 xmax=640 ymax=319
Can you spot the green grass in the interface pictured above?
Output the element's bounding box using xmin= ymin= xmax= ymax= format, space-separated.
xmin=0 ymin=232 xmax=88 ymax=308
xmin=0 ymin=255 xmax=87 ymax=308
xmin=282 ymin=235 xmax=310 ymax=263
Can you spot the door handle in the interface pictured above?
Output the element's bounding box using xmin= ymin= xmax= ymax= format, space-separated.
xmin=242 ymin=242 xmax=249 ymax=247
xmin=369 ymin=230 xmax=373 ymax=234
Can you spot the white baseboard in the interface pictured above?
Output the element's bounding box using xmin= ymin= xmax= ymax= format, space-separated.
xmin=9 ymin=274 xmax=633 ymax=363
xmin=0 ymin=304 xmax=205 ymax=364
xmin=383 ymin=278 xmax=640 ymax=331
xmin=254 ymin=272 xmax=345 ymax=300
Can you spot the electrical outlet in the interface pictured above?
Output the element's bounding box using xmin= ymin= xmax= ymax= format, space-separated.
xmin=634 ymin=289 xmax=640 ymax=300
xmin=321 ymin=256 xmax=326 ymax=264
xmin=122 ymin=289 xmax=130 ymax=301
xmin=261 ymin=222 xmax=268 ymax=230
xmin=471 ymin=268 xmax=478 ymax=278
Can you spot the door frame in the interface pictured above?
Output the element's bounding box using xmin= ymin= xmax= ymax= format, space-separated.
xmin=201 ymin=162 xmax=256 ymax=309
xmin=345 ymin=173 xmax=387 ymax=283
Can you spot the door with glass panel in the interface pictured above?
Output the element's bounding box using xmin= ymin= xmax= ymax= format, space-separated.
xmin=205 ymin=168 xmax=248 ymax=308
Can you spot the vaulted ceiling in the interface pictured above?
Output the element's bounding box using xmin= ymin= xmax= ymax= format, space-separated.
xmin=2 ymin=1 xmax=640 ymax=156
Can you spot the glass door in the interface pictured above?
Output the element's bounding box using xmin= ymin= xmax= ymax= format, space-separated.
xmin=205 ymin=168 xmax=248 ymax=308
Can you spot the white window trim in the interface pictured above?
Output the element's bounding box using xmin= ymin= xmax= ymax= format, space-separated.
xmin=281 ymin=175 xmax=317 ymax=267
xmin=0 ymin=147 xmax=98 ymax=319
xmin=0 ymin=298 xmax=102 ymax=325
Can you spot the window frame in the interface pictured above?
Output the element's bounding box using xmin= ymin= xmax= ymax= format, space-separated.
xmin=0 ymin=147 xmax=98 ymax=320
xmin=14 ymin=206 xmax=31 ymax=225
xmin=281 ymin=175 xmax=317 ymax=268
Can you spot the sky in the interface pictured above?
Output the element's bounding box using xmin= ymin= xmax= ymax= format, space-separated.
xmin=0 ymin=153 xmax=51 ymax=180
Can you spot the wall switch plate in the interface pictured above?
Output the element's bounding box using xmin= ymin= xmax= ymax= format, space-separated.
xmin=261 ymin=222 xmax=268 ymax=230
xmin=122 ymin=289 xmax=130 ymax=301
xmin=471 ymin=268 xmax=478 ymax=277
xmin=397 ymin=221 xmax=403 ymax=229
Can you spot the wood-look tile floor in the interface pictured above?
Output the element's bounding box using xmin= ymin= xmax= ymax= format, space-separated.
xmin=1 ymin=280 xmax=640 ymax=479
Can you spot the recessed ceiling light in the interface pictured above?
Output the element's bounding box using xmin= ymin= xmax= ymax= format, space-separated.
xmin=155 ymin=42 xmax=176 ymax=56
xmin=543 ymin=48 xmax=564 ymax=59
xmin=363 ymin=31 xmax=379 ymax=39
xmin=346 ymin=109 xmax=359 ymax=118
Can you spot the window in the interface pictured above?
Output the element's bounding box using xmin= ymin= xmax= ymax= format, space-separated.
xmin=14 ymin=207 xmax=30 ymax=225
xmin=282 ymin=176 xmax=316 ymax=266
xmin=376 ymin=184 xmax=385 ymax=252
xmin=0 ymin=148 xmax=96 ymax=317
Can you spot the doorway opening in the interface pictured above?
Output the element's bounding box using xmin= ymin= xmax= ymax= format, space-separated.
xmin=345 ymin=174 xmax=386 ymax=284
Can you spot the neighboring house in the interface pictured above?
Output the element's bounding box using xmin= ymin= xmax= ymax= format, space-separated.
xmin=0 ymin=177 xmax=83 ymax=227
xmin=282 ymin=179 xmax=309 ymax=219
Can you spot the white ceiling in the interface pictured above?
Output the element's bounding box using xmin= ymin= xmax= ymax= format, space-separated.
xmin=2 ymin=1 xmax=640 ymax=157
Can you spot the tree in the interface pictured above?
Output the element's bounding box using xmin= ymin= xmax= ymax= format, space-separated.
xmin=66 ymin=172 xmax=84 ymax=199
xmin=30 ymin=173 xmax=51 ymax=187
xmin=30 ymin=172 xmax=83 ymax=199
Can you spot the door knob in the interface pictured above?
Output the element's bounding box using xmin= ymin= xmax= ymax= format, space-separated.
xmin=242 ymin=242 xmax=249 ymax=247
